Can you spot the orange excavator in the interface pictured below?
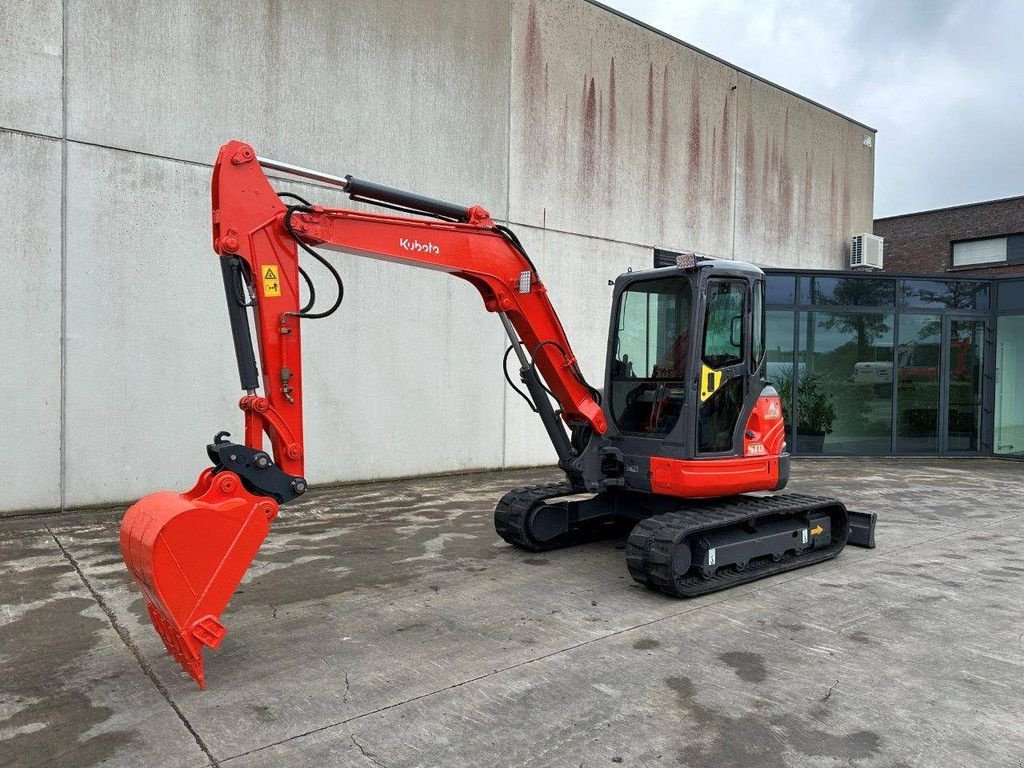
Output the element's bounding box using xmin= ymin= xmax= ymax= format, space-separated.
xmin=120 ymin=140 xmax=876 ymax=688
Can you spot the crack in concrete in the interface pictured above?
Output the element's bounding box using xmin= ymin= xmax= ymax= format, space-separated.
xmin=821 ymin=679 xmax=840 ymax=701
xmin=45 ymin=525 xmax=221 ymax=767
xmin=350 ymin=734 xmax=388 ymax=768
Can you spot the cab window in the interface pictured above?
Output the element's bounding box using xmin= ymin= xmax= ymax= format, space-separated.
xmin=702 ymin=281 xmax=745 ymax=367
xmin=610 ymin=277 xmax=693 ymax=437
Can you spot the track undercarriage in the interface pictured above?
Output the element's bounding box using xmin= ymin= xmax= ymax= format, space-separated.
xmin=495 ymin=484 xmax=876 ymax=598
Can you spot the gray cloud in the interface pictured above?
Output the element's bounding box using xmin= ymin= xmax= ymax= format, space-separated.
xmin=603 ymin=0 xmax=1024 ymax=217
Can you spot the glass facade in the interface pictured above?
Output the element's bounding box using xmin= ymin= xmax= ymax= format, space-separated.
xmin=764 ymin=270 xmax=1019 ymax=458
xmin=995 ymin=315 xmax=1024 ymax=456
xmin=895 ymin=314 xmax=941 ymax=453
xmin=798 ymin=310 xmax=893 ymax=454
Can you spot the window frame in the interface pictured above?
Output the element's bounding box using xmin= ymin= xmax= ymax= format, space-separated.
xmin=950 ymin=235 xmax=1009 ymax=269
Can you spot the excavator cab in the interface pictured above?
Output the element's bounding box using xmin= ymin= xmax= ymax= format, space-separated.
xmin=563 ymin=255 xmax=790 ymax=507
xmin=607 ymin=258 xmax=773 ymax=465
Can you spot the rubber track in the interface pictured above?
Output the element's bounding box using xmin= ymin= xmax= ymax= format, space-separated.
xmin=494 ymin=482 xmax=578 ymax=552
xmin=625 ymin=493 xmax=849 ymax=598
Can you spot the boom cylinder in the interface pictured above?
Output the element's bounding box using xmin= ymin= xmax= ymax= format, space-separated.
xmin=343 ymin=175 xmax=471 ymax=222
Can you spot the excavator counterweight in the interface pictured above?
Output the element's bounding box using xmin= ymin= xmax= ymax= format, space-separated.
xmin=120 ymin=141 xmax=876 ymax=687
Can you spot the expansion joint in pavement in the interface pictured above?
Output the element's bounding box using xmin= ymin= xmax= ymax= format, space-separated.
xmin=45 ymin=525 xmax=222 ymax=767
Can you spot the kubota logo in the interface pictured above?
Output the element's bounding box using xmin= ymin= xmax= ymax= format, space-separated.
xmin=399 ymin=238 xmax=440 ymax=254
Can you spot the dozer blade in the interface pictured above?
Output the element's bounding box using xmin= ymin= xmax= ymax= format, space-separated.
xmin=119 ymin=467 xmax=278 ymax=688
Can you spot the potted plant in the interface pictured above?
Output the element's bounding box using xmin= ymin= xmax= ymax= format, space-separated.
xmin=774 ymin=370 xmax=836 ymax=453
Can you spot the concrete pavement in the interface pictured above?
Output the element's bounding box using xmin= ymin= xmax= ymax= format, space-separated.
xmin=1 ymin=458 xmax=1022 ymax=767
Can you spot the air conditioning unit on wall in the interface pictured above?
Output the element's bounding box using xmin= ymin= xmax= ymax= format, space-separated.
xmin=851 ymin=233 xmax=884 ymax=270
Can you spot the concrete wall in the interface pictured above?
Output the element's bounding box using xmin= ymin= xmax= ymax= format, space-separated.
xmin=0 ymin=0 xmax=874 ymax=513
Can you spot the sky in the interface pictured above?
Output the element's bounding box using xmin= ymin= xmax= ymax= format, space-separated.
xmin=602 ymin=0 xmax=1024 ymax=218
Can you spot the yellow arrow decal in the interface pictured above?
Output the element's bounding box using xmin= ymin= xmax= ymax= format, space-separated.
xmin=810 ymin=524 xmax=824 ymax=536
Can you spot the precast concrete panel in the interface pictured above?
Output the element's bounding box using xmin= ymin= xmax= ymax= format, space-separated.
xmin=502 ymin=224 xmax=650 ymax=467
xmin=733 ymin=75 xmax=875 ymax=269
xmin=0 ymin=0 xmax=63 ymax=136
xmin=63 ymin=144 xmax=505 ymax=506
xmin=298 ymin=238 xmax=507 ymax=485
xmin=65 ymin=0 xmax=510 ymax=216
xmin=509 ymin=0 xmax=738 ymax=257
xmin=63 ymin=145 xmax=239 ymax=506
xmin=0 ymin=132 xmax=62 ymax=513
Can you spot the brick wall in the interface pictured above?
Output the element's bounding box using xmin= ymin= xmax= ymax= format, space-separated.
xmin=874 ymin=195 xmax=1024 ymax=276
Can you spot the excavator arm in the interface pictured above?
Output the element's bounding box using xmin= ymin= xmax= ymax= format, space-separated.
xmin=120 ymin=140 xmax=605 ymax=687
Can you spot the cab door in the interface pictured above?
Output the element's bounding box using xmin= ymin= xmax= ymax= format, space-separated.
xmin=696 ymin=278 xmax=752 ymax=455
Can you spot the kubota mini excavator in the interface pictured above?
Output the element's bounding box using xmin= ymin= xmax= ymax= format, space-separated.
xmin=120 ymin=140 xmax=876 ymax=688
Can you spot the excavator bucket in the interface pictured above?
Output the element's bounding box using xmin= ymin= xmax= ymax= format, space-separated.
xmin=119 ymin=468 xmax=278 ymax=688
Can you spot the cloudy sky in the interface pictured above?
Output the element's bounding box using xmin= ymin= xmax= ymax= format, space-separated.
xmin=603 ymin=0 xmax=1024 ymax=218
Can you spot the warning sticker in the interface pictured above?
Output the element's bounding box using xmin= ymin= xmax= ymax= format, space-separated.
xmin=261 ymin=265 xmax=281 ymax=297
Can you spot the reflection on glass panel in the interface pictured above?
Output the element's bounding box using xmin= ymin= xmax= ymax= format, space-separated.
xmin=895 ymin=314 xmax=941 ymax=453
xmin=900 ymin=279 xmax=989 ymax=311
xmin=813 ymin=277 xmax=895 ymax=307
xmin=997 ymin=280 xmax=1024 ymax=312
xmin=765 ymin=310 xmax=796 ymax=443
xmin=798 ymin=311 xmax=893 ymax=454
xmin=765 ymin=275 xmax=795 ymax=305
xmin=995 ymin=315 xmax=1024 ymax=456
xmin=799 ymin=277 xmax=812 ymax=305
xmin=947 ymin=320 xmax=985 ymax=451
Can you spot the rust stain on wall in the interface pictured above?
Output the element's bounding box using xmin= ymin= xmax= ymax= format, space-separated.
xmin=710 ymin=126 xmax=718 ymax=201
xmin=718 ymin=96 xmax=731 ymax=213
xmin=659 ymin=64 xmax=671 ymax=205
xmin=543 ymin=61 xmax=549 ymax=129
xmin=606 ymin=57 xmax=618 ymax=209
xmin=580 ymin=75 xmax=598 ymax=186
xmin=778 ymin=107 xmax=793 ymax=240
xmin=743 ymin=99 xmax=757 ymax=233
xmin=687 ymin=69 xmax=702 ymax=175
xmin=607 ymin=58 xmax=617 ymax=158
xmin=802 ymin=153 xmax=813 ymax=236
xmin=522 ymin=0 xmax=545 ymax=172
xmin=645 ymin=63 xmax=655 ymax=197
xmin=829 ymin=158 xmax=838 ymax=241
xmin=685 ymin=66 xmax=702 ymax=222
xmin=559 ymin=93 xmax=569 ymax=167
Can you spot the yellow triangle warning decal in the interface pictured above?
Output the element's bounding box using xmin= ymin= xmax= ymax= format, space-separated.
xmin=260 ymin=264 xmax=281 ymax=297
